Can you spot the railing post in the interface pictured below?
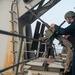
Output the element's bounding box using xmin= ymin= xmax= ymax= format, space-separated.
xmin=14 ymin=38 xmax=23 ymax=75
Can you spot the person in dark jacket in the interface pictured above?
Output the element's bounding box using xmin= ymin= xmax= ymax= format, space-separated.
xmin=50 ymin=11 xmax=75 ymax=75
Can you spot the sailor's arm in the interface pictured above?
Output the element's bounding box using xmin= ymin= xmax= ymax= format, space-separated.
xmin=50 ymin=22 xmax=75 ymax=35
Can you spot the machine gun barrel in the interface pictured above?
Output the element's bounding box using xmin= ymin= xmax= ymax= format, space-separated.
xmin=25 ymin=6 xmax=66 ymax=30
xmin=60 ymin=20 xmax=66 ymax=26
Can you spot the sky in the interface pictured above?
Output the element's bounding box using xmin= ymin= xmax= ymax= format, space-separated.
xmin=31 ymin=0 xmax=75 ymax=53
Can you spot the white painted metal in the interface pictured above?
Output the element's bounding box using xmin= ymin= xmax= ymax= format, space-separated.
xmin=26 ymin=58 xmax=64 ymax=69
xmin=28 ymin=70 xmax=60 ymax=75
xmin=27 ymin=58 xmax=64 ymax=75
xmin=0 ymin=0 xmax=13 ymax=69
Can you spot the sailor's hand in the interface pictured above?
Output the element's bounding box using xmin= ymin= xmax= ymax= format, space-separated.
xmin=50 ymin=24 xmax=55 ymax=32
xmin=50 ymin=24 xmax=55 ymax=29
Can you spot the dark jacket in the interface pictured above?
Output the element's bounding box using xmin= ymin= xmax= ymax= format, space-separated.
xmin=55 ymin=21 xmax=75 ymax=35
xmin=55 ymin=20 xmax=75 ymax=49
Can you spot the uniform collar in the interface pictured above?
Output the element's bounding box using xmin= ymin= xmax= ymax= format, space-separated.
xmin=71 ymin=20 xmax=75 ymax=24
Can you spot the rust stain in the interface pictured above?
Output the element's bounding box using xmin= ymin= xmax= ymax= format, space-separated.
xmin=4 ymin=36 xmax=14 ymax=72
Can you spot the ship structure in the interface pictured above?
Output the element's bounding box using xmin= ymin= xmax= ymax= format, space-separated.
xmin=0 ymin=0 xmax=73 ymax=75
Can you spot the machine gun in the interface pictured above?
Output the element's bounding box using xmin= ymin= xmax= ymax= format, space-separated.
xmin=25 ymin=6 xmax=65 ymax=39
xmin=25 ymin=6 xmax=74 ymax=72
xmin=25 ymin=6 xmax=74 ymax=48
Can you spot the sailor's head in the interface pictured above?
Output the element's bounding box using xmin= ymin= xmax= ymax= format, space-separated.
xmin=64 ymin=11 xmax=75 ymax=24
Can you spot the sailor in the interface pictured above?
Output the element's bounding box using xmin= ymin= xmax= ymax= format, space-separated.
xmin=50 ymin=11 xmax=75 ymax=75
xmin=63 ymin=34 xmax=73 ymax=75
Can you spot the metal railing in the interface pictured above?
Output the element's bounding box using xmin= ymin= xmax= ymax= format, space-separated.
xmin=0 ymin=57 xmax=37 ymax=73
xmin=0 ymin=29 xmax=42 ymax=75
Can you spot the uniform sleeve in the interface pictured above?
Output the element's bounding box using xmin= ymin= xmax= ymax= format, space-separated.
xmin=55 ymin=22 xmax=75 ymax=35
